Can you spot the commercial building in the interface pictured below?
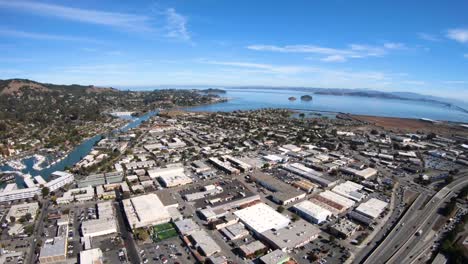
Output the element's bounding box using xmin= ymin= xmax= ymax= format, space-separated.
xmin=292 ymin=200 xmax=332 ymax=224
xmin=331 ymin=181 xmax=366 ymax=202
xmin=318 ymin=190 xmax=355 ymax=211
xmin=39 ymin=216 xmax=69 ymax=263
xmin=123 ymin=193 xmax=171 ymax=230
xmin=208 ymin=157 xmax=240 ymax=175
xmin=81 ymin=201 xmax=118 ymax=238
xmin=6 ymin=202 xmax=39 ymax=222
xmin=292 ymin=180 xmax=317 ymax=193
xmin=147 ymin=165 xmax=193 ymax=187
xmin=354 ymin=198 xmax=388 ymax=219
xmin=189 ymin=230 xmax=221 ymax=257
xmin=340 ymin=167 xmax=378 ymax=180
xmin=234 ymin=203 xmax=290 ymax=234
xmin=281 ymin=163 xmax=336 ymax=187
xmin=220 ymin=222 xmax=249 ymax=240
xmin=260 ymin=249 xmax=290 ymax=264
xmin=329 ymin=219 xmax=359 ymax=238
xmin=79 ymin=248 xmax=103 ymax=264
xmin=223 ymin=155 xmax=252 ymax=172
xmin=175 ymin=218 xmax=201 ymax=236
xmin=251 ymin=172 xmax=305 ymax=205
xmin=239 ymin=240 xmax=267 ymax=259
xmin=261 ymin=220 xmax=320 ymax=251
xmin=77 ymin=172 xmax=124 ymax=188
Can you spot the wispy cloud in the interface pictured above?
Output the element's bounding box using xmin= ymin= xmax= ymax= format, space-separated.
xmin=0 ymin=0 xmax=152 ymax=32
xmin=418 ymin=33 xmax=441 ymax=42
xmin=383 ymin=42 xmax=406 ymax=49
xmin=320 ymin=55 xmax=347 ymax=62
xmin=198 ymin=59 xmax=388 ymax=82
xmin=165 ymin=8 xmax=190 ymax=41
xmin=0 ymin=28 xmax=97 ymax=42
xmin=464 ymin=53 xmax=468 ymax=59
xmin=447 ymin=28 xmax=468 ymax=43
xmin=247 ymin=42 xmax=402 ymax=62
xmin=199 ymin=59 xmax=312 ymax=74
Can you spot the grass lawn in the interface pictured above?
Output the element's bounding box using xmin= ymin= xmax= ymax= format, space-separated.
xmin=152 ymin=223 xmax=178 ymax=242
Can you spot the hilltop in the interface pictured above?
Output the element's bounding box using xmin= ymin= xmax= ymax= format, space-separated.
xmin=0 ymin=79 xmax=119 ymax=96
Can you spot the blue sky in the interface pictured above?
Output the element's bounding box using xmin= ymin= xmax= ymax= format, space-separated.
xmin=0 ymin=0 xmax=467 ymax=100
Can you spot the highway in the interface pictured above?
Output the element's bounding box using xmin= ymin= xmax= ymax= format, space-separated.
xmin=363 ymin=175 xmax=468 ymax=264
xmin=386 ymin=176 xmax=468 ymax=264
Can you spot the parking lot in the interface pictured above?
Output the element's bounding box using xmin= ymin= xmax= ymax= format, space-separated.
xmin=138 ymin=236 xmax=193 ymax=264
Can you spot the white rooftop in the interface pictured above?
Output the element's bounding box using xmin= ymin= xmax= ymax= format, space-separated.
xmin=355 ymin=198 xmax=388 ymax=219
xmin=234 ymin=203 xmax=290 ymax=233
xmin=123 ymin=193 xmax=170 ymax=229
xmin=293 ymin=200 xmax=332 ymax=223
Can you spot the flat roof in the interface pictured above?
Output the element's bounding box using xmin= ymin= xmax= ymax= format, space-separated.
xmin=190 ymin=230 xmax=221 ymax=256
xmin=319 ymin=190 xmax=355 ymax=209
xmin=123 ymin=193 xmax=170 ymax=228
xmin=261 ymin=220 xmax=320 ymax=250
xmin=293 ymin=200 xmax=332 ymax=220
xmin=355 ymin=198 xmax=388 ymax=219
xmin=234 ymin=203 xmax=290 ymax=233
xmin=260 ymin=249 xmax=290 ymax=264
xmin=80 ymin=248 xmax=103 ymax=264
xmin=40 ymin=237 xmax=66 ymax=258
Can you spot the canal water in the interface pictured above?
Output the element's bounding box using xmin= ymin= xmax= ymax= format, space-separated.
xmin=0 ymin=111 xmax=157 ymax=187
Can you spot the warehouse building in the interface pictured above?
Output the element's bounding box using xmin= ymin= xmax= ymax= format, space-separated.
xmin=260 ymin=220 xmax=320 ymax=251
xmin=354 ymin=198 xmax=388 ymax=219
xmin=340 ymin=167 xmax=378 ymax=180
xmin=331 ymin=181 xmax=366 ymax=202
xmin=234 ymin=203 xmax=290 ymax=234
xmin=123 ymin=193 xmax=171 ymax=230
xmin=281 ymin=163 xmax=337 ymax=187
xmin=251 ymin=172 xmax=305 ymax=205
xmin=189 ymin=230 xmax=221 ymax=257
xmin=292 ymin=200 xmax=332 ymax=224
xmin=318 ymin=190 xmax=355 ymax=211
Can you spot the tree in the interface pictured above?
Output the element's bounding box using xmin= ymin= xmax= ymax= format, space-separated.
xmin=9 ymin=216 xmax=16 ymax=223
xmin=291 ymin=214 xmax=300 ymax=222
xmin=277 ymin=206 xmax=285 ymax=213
xmin=24 ymin=213 xmax=32 ymax=222
xmin=135 ymin=229 xmax=149 ymax=241
xmin=41 ymin=187 xmax=50 ymax=197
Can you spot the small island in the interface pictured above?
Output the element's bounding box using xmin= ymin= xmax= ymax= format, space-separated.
xmin=200 ymin=88 xmax=226 ymax=94
xmin=300 ymin=94 xmax=313 ymax=101
xmin=288 ymin=96 xmax=297 ymax=101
